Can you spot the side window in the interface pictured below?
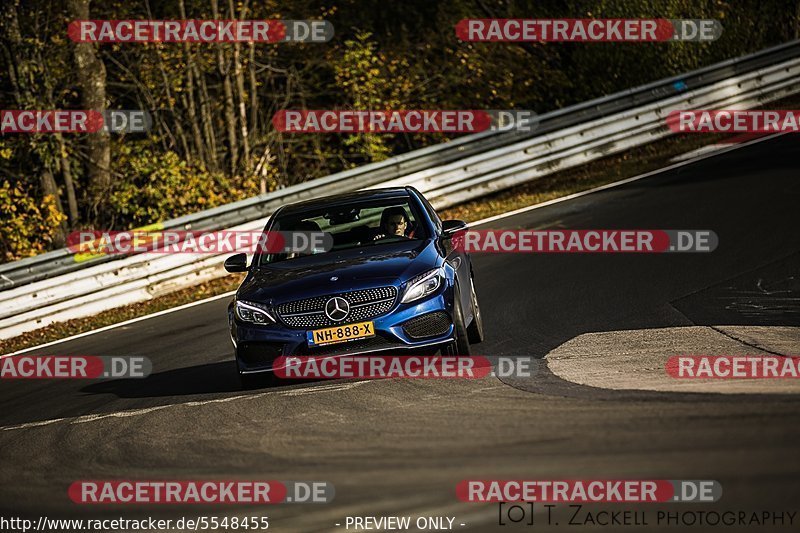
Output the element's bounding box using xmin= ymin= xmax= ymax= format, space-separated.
xmin=417 ymin=192 xmax=442 ymax=233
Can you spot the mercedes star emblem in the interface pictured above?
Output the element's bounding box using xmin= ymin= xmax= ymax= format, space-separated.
xmin=324 ymin=297 xmax=350 ymax=321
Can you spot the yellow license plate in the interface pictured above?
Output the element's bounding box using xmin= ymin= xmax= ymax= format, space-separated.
xmin=307 ymin=321 xmax=375 ymax=347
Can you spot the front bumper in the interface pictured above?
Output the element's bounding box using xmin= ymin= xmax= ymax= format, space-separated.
xmin=230 ymin=290 xmax=455 ymax=374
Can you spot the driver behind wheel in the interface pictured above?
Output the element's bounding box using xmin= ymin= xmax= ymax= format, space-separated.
xmin=373 ymin=206 xmax=411 ymax=240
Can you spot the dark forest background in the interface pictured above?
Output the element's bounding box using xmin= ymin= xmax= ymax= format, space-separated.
xmin=1 ymin=0 xmax=799 ymax=261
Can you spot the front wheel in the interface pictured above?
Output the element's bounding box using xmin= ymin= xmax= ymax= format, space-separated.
xmin=444 ymin=284 xmax=471 ymax=356
xmin=466 ymin=277 xmax=485 ymax=344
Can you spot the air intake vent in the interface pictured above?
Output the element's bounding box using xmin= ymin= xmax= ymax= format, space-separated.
xmin=402 ymin=311 xmax=452 ymax=339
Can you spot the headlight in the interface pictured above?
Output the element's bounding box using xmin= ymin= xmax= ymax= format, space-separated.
xmin=401 ymin=267 xmax=444 ymax=303
xmin=234 ymin=300 xmax=276 ymax=324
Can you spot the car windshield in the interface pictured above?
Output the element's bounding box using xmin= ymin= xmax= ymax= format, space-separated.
xmin=256 ymin=197 xmax=427 ymax=265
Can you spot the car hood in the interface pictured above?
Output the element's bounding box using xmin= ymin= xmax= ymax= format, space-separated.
xmin=237 ymin=239 xmax=440 ymax=304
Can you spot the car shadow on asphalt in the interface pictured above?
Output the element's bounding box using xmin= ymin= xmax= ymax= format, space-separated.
xmin=79 ymin=360 xmax=320 ymax=398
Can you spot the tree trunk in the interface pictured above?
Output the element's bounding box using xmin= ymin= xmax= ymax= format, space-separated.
xmin=212 ymin=0 xmax=238 ymax=177
xmin=230 ymin=0 xmax=251 ymax=172
xmin=248 ymin=41 xmax=258 ymax=140
xmin=68 ymin=0 xmax=111 ymax=220
xmin=55 ymin=135 xmax=79 ymax=224
xmin=2 ymin=0 xmax=70 ymax=237
xmin=40 ymin=168 xmax=68 ymax=246
xmin=198 ymin=73 xmax=219 ymax=171
xmin=38 ymin=41 xmax=80 ymax=225
xmin=178 ymin=0 xmax=207 ymax=167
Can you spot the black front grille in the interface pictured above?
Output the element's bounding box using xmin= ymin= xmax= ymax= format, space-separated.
xmin=276 ymin=287 xmax=397 ymax=328
xmin=402 ymin=312 xmax=452 ymax=339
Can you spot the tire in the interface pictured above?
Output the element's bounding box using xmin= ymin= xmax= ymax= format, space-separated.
xmin=466 ymin=276 xmax=485 ymax=344
xmin=444 ymin=284 xmax=471 ymax=356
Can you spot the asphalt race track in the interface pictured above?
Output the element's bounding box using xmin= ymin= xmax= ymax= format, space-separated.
xmin=2 ymin=135 xmax=799 ymax=531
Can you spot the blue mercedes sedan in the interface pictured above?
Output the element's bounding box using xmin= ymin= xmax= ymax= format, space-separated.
xmin=224 ymin=187 xmax=484 ymax=388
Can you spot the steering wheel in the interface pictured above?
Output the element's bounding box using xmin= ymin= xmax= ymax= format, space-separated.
xmin=375 ymin=234 xmax=410 ymax=243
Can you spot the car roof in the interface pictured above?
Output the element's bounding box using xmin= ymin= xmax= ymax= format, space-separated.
xmin=278 ymin=187 xmax=413 ymax=215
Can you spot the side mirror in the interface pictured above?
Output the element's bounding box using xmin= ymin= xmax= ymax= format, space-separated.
xmin=442 ymin=219 xmax=468 ymax=236
xmin=224 ymin=253 xmax=248 ymax=273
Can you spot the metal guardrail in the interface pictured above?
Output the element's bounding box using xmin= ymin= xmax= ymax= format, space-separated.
xmin=2 ymin=39 xmax=799 ymax=290
xmin=400 ymin=59 xmax=800 ymax=207
xmin=1 ymin=42 xmax=800 ymax=340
